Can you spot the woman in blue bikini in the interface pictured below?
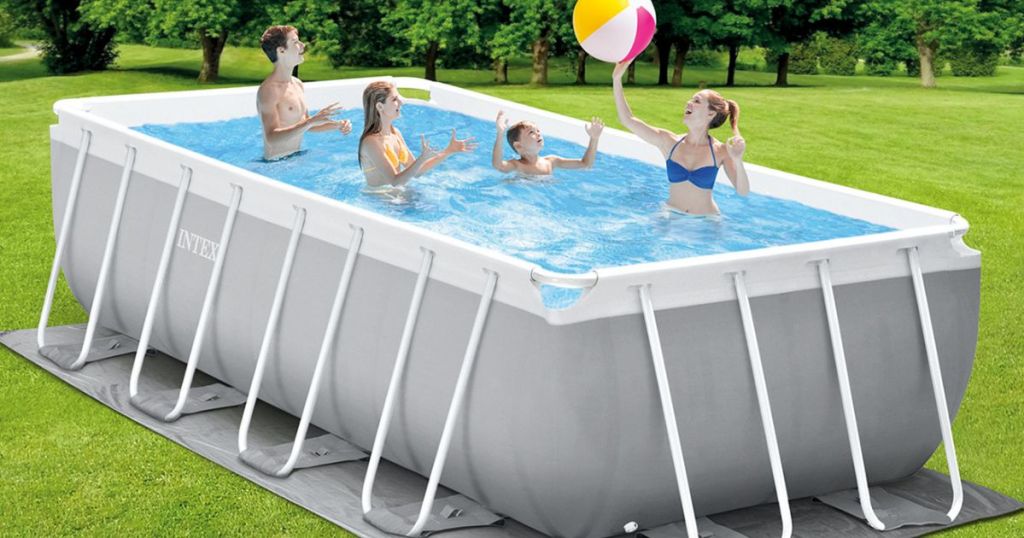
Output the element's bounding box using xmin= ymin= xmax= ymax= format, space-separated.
xmin=612 ymin=61 xmax=750 ymax=215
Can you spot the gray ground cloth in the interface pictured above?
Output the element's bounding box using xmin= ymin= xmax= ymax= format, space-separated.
xmin=641 ymin=471 xmax=1021 ymax=537
xmin=130 ymin=382 xmax=247 ymax=421
xmin=3 ymin=325 xmax=1021 ymax=538
xmin=364 ymin=494 xmax=505 ymax=536
xmin=38 ymin=327 xmax=139 ymax=370
xmin=239 ymin=433 xmax=368 ymax=476
xmin=816 ymin=485 xmax=950 ymax=529
xmin=639 ymin=517 xmax=748 ymax=538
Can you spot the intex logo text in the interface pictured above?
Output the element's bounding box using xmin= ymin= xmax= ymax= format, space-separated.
xmin=176 ymin=228 xmax=220 ymax=261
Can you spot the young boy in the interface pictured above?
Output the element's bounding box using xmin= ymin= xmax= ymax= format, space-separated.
xmin=492 ymin=110 xmax=603 ymax=175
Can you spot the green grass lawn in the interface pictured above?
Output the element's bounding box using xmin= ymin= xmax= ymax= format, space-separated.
xmin=1 ymin=44 xmax=1022 ymax=536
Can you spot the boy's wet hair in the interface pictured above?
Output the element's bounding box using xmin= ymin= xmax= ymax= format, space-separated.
xmin=261 ymin=25 xmax=297 ymax=63
xmin=506 ymin=121 xmax=532 ymax=152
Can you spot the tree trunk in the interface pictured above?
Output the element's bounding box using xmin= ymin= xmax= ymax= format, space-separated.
xmin=916 ymin=38 xmax=936 ymax=88
xmin=292 ymin=65 xmax=299 ymax=78
xmin=672 ymin=38 xmax=690 ymax=86
xmin=198 ymin=30 xmax=228 ymax=83
xmin=656 ymin=34 xmax=672 ymax=85
xmin=494 ymin=58 xmax=508 ymax=83
xmin=627 ymin=61 xmax=636 ymax=84
xmin=531 ymin=35 xmax=550 ymax=85
xmin=575 ymin=49 xmax=587 ymax=84
xmin=727 ymin=43 xmax=739 ymax=87
xmin=425 ymin=41 xmax=439 ymax=81
xmin=775 ymin=51 xmax=789 ymax=86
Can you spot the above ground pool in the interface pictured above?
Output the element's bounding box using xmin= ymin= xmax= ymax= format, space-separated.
xmin=48 ymin=78 xmax=980 ymax=538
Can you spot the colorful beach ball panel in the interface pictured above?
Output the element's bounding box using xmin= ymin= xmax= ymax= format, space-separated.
xmin=573 ymin=0 xmax=657 ymax=63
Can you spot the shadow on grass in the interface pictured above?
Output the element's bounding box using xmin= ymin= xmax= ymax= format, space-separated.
xmin=0 ymin=58 xmax=49 ymax=83
xmin=125 ymin=65 xmax=260 ymax=86
xmin=5 ymin=54 xmax=1023 ymax=97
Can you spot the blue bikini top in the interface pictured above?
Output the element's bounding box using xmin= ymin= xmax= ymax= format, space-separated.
xmin=666 ymin=135 xmax=718 ymax=190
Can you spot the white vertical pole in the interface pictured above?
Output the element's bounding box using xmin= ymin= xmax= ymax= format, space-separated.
xmin=164 ymin=184 xmax=243 ymax=421
xmin=905 ymin=247 xmax=963 ymax=522
xmin=238 ymin=207 xmax=307 ymax=453
xmin=362 ymin=249 xmax=435 ymax=514
xmin=731 ymin=272 xmax=792 ymax=538
xmin=815 ymin=260 xmax=886 ymax=530
xmin=130 ymin=167 xmax=192 ymax=397
xmin=38 ymin=129 xmax=92 ymax=349
xmin=407 ymin=270 xmax=498 ymax=537
xmin=67 ymin=145 xmax=137 ymax=370
xmin=637 ymin=284 xmax=699 ymax=538
xmin=276 ymin=226 xmax=364 ymax=476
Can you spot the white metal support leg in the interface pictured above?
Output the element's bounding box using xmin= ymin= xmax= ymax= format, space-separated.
xmin=815 ymin=260 xmax=886 ymax=531
xmin=238 ymin=207 xmax=307 ymax=453
xmin=129 ymin=167 xmax=192 ymax=398
xmin=362 ymin=249 xmax=435 ymax=513
xmin=38 ymin=129 xmax=92 ymax=349
xmin=731 ymin=272 xmax=793 ymax=538
xmin=161 ymin=184 xmax=244 ymax=421
xmin=245 ymin=226 xmax=365 ymax=477
xmin=129 ymin=183 xmax=245 ymax=422
xmin=363 ymin=270 xmax=500 ymax=537
xmin=407 ymin=270 xmax=497 ymax=537
xmin=905 ymin=247 xmax=963 ymax=522
xmin=58 ymin=145 xmax=137 ymax=370
xmin=637 ymin=284 xmax=698 ymax=538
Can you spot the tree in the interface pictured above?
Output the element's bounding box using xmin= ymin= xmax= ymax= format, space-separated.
xmin=651 ymin=0 xmax=717 ymax=86
xmin=856 ymin=3 xmax=917 ymax=75
xmin=6 ymin=0 xmax=117 ymax=74
xmin=269 ymin=0 xmax=408 ymax=69
xmin=764 ymin=0 xmax=858 ymax=86
xmin=575 ymin=49 xmax=587 ymax=84
xmin=493 ymin=0 xmax=574 ymax=85
xmin=82 ymin=0 xmax=267 ymax=82
xmin=385 ymin=0 xmax=484 ymax=81
xmin=1008 ymin=2 xmax=1024 ymax=63
xmin=713 ymin=0 xmax=766 ymax=87
xmin=0 ymin=5 xmax=18 ymax=47
xmin=481 ymin=0 xmax=513 ymax=82
xmin=944 ymin=1 xmax=1011 ymax=76
xmin=651 ymin=0 xmax=683 ymax=85
xmin=857 ymin=0 xmax=1009 ymax=87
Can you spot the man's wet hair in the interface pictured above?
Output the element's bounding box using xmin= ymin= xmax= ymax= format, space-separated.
xmin=260 ymin=25 xmax=297 ymax=63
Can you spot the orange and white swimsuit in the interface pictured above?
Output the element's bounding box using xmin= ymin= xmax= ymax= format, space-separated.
xmin=363 ymin=141 xmax=411 ymax=175
xmin=383 ymin=143 xmax=411 ymax=169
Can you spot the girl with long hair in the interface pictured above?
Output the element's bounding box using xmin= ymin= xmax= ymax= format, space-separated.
xmin=612 ymin=61 xmax=750 ymax=215
xmin=358 ymin=81 xmax=476 ymax=187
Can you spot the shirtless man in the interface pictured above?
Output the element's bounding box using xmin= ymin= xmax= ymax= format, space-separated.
xmin=492 ymin=110 xmax=603 ymax=176
xmin=257 ymin=25 xmax=351 ymax=160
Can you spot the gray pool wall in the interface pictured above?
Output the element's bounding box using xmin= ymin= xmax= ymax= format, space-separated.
xmin=51 ymin=140 xmax=980 ymax=538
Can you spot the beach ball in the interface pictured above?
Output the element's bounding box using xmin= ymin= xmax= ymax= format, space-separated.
xmin=573 ymin=0 xmax=657 ymax=63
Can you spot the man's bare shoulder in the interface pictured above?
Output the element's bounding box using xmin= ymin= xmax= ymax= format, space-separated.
xmin=257 ymin=79 xmax=286 ymax=102
xmin=291 ymin=76 xmax=304 ymax=88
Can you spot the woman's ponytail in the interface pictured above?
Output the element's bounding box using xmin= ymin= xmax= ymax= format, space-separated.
xmin=727 ymin=99 xmax=740 ymax=138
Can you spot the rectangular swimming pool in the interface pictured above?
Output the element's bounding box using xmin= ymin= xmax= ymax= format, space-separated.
xmin=48 ymin=77 xmax=979 ymax=537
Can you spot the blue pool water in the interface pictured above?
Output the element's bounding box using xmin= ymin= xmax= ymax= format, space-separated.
xmin=136 ymin=103 xmax=892 ymax=308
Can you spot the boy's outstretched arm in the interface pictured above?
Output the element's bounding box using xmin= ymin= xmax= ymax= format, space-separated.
xmin=551 ymin=117 xmax=604 ymax=170
xmin=492 ymin=110 xmax=515 ymax=172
